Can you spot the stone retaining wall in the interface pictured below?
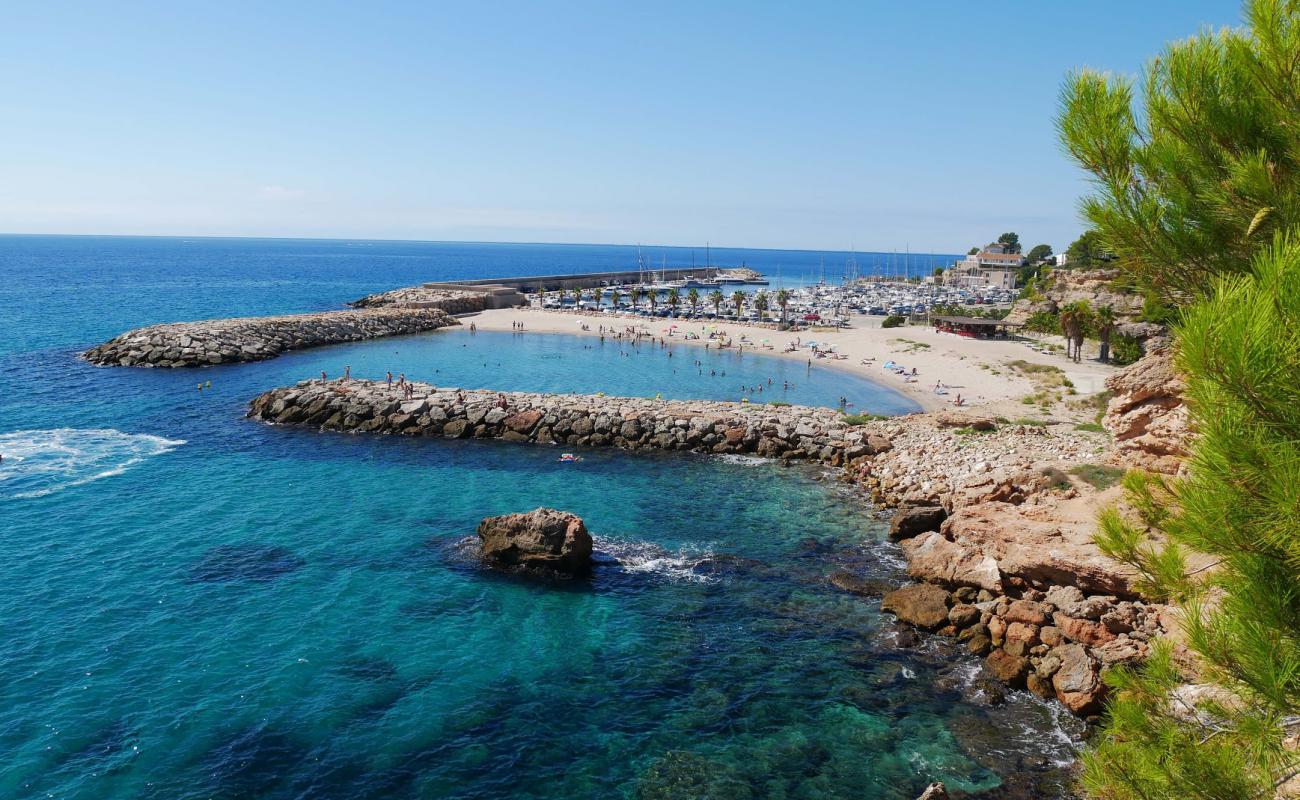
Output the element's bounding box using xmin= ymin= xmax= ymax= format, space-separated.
xmin=247 ymin=379 xmax=886 ymax=463
xmin=84 ymin=307 xmax=459 ymax=368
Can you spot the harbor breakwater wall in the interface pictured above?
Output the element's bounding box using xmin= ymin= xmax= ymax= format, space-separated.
xmin=349 ymin=286 xmax=502 ymax=311
xmin=248 ymin=379 xmax=891 ymax=463
xmin=84 ymin=307 xmax=460 ymax=368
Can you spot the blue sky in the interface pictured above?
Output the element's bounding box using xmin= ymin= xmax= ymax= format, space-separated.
xmin=0 ymin=1 xmax=1239 ymax=253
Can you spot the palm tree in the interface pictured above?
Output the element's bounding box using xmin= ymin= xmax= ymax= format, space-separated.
xmin=709 ymin=289 xmax=724 ymax=318
xmin=1059 ymin=301 xmax=1092 ymax=363
xmin=666 ymin=287 xmax=680 ymax=316
xmin=629 ymin=287 xmax=643 ymax=311
xmin=608 ymin=288 xmax=621 ymax=311
xmin=776 ymin=288 xmax=791 ymax=326
xmin=571 ymin=288 xmax=583 ymax=307
xmin=753 ymin=290 xmax=769 ymax=322
xmin=732 ymin=290 xmax=746 ymax=319
xmin=593 ymin=287 xmax=604 ymax=310
xmin=687 ymin=288 xmax=700 ymax=318
xmin=1072 ymin=301 xmax=1093 ymax=363
xmin=1095 ymin=305 xmax=1118 ymax=363
xmin=648 ymin=290 xmax=658 ymax=315
xmin=1058 ymin=304 xmax=1078 ymax=361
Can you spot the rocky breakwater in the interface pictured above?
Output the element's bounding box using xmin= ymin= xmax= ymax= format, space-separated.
xmin=83 ymin=308 xmax=459 ymax=368
xmin=351 ymin=286 xmax=488 ymax=313
xmin=247 ymin=379 xmax=879 ymax=463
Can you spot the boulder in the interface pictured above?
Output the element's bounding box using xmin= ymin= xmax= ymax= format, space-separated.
xmin=888 ymin=504 xmax=948 ymax=541
xmin=828 ymin=570 xmax=895 ymax=597
xmin=984 ymin=649 xmax=1030 ymax=687
xmin=1052 ymin=643 xmax=1104 ymax=715
xmin=933 ymin=411 xmax=996 ymax=431
xmin=901 ymin=532 xmax=1002 ymax=592
xmin=916 ymin=783 xmax=950 ymax=800
xmin=881 ymin=584 xmax=952 ymax=630
xmin=476 ymin=508 xmax=593 ymax=574
xmin=1054 ymin=613 xmax=1115 ymax=647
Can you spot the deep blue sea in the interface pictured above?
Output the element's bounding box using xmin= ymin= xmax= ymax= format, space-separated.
xmin=0 ymin=236 xmax=1077 ymax=799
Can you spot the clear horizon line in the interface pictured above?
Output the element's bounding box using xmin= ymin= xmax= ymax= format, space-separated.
xmin=0 ymin=230 xmax=966 ymax=258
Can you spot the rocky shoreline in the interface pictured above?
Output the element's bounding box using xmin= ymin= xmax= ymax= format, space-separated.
xmin=245 ymin=342 xmax=1187 ymax=721
xmin=83 ymin=306 xmax=460 ymax=367
xmin=247 ymin=379 xmax=880 ymax=462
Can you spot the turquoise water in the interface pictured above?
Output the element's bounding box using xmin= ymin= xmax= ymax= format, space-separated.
xmin=0 ymin=236 xmax=1078 ymax=799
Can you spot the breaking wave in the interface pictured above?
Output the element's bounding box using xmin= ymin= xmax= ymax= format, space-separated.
xmin=711 ymin=454 xmax=769 ymax=467
xmin=0 ymin=428 xmax=185 ymax=499
xmin=593 ymin=537 xmax=718 ymax=583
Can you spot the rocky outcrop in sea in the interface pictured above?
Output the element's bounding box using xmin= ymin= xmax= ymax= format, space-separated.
xmin=477 ymin=508 xmax=593 ymax=574
xmin=247 ymin=379 xmax=878 ymax=462
xmin=83 ymin=307 xmax=459 ymax=367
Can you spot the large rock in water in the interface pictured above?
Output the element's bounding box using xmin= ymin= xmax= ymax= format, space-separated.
xmin=880 ymin=584 xmax=951 ymax=629
xmin=477 ymin=508 xmax=593 ymax=574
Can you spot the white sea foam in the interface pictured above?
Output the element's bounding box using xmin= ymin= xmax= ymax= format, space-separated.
xmin=711 ymin=454 xmax=768 ymax=467
xmin=0 ymin=429 xmax=185 ymax=499
xmin=594 ymin=536 xmax=718 ymax=583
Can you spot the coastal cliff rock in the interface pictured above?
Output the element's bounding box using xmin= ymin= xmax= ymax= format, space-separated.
xmin=1102 ymin=339 xmax=1190 ymax=474
xmin=1004 ymin=268 xmax=1144 ymax=325
xmin=477 ymin=508 xmax=593 ymax=574
xmin=248 ymin=379 xmax=856 ymax=461
xmin=84 ymin=307 xmax=459 ymax=368
xmin=904 ymin=500 xmax=1138 ymax=596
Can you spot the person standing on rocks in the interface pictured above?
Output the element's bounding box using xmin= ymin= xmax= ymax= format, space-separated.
xmin=343 ymin=365 xmax=350 ymax=382
xmin=386 ymin=371 xmax=393 ymax=389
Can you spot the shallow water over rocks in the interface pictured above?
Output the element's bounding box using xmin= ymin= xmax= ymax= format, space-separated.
xmin=0 ymin=236 xmax=1076 ymax=799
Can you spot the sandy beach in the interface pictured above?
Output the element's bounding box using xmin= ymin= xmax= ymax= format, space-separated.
xmin=469 ymin=306 xmax=1117 ymax=414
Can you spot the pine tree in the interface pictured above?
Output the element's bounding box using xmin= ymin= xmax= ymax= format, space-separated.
xmin=1057 ymin=2 xmax=1300 ymax=797
xmin=1058 ymin=0 xmax=1300 ymax=302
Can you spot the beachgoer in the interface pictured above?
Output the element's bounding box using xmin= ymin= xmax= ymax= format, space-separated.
xmin=320 ymin=370 xmax=327 ymax=382
xmin=386 ymin=371 xmax=393 ymax=388
xmin=343 ymin=365 xmax=351 ymax=381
